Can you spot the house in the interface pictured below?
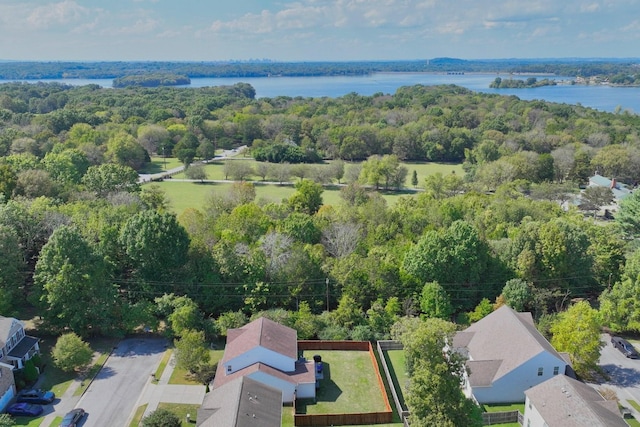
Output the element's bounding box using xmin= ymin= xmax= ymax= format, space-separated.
xmin=0 ymin=362 xmax=16 ymax=413
xmin=523 ymin=374 xmax=627 ymax=427
xmin=453 ymin=305 xmax=570 ymax=404
xmin=0 ymin=316 xmax=40 ymax=369
xmin=197 ymin=376 xmax=282 ymax=427
xmin=212 ymin=317 xmax=316 ymax=403
xmin=588 ymin=174 xmax=633 ymax=203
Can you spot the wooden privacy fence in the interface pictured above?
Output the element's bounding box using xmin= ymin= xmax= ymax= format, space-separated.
xmin=481 ymin=410 xmax=521 ymax=425
xmin=294 ymin=341 xmax=393 ymax=426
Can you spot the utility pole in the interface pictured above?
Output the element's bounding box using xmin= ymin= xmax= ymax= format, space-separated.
xmin=326 ymin=278 xmax=330 ymax=312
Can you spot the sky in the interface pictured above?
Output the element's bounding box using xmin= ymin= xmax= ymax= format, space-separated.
xmin=1 ymin=0 xmax=639 ymax=61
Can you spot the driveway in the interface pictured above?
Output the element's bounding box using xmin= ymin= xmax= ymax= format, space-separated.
xmin=75 ymin=337 xmax=167 ymax=427
xmin=596 ymin=334 xmax=640 ymax=411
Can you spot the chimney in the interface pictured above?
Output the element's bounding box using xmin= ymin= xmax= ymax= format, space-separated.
xmin=611 ymin=178 xmax=617 ymax=189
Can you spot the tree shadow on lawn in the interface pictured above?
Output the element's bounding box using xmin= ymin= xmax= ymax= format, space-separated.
xmin=601 ymin=363 xmax=640 ymax=387
xmin=295 ymin=363 xmax=343 ymax=414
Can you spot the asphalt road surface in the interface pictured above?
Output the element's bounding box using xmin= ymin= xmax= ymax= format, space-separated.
xmin=76 ymin=337 xmax=167 ymax=427
xmin=597 ymin=334 xmax=640 ymax=406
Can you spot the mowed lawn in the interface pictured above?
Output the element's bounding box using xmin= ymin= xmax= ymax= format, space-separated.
xmin=297 ymin=350 xmax=389 ymax=414
xmin=384 ymin=350 xmax=408 ymax=410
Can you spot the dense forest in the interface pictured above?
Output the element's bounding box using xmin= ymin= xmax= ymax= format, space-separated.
xmin=1 ymin=58 xmax=639 ymax=81
xmin=0 ymin=79 xmax=639 ymax=349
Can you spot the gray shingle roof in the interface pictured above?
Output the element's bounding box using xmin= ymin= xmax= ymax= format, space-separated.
xmin=0 ymin=316 xmax=23 ymax=347
xmin=525 ymin=375 xmax=627 ymax=427
xmin=197 ymin=376 xmax=282 ymax=427
xmin=454 ymin=305 xmax=567 ymax=385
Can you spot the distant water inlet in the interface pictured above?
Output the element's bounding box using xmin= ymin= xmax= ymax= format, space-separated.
xmin=1 ymin=73 xmax=639 ymax=113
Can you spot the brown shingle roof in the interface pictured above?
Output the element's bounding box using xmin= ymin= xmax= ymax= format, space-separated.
xmin=525 ymin=375 xmax=627 ymax=427
xmin=455 ymin=305 xmax=566 ymax=384
xmin=223 ymin=317 xmax=297 ymax=363
xmin=213 ymin=360 xmax=315 ymax=390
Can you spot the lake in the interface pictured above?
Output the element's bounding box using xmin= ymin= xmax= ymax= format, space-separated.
xmin=2 ymin=73 xmax=639 ymax=114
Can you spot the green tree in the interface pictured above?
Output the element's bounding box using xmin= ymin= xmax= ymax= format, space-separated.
xmin=599 ymin=248 xmax=640 ymax=332
xmin=411 ymin=170 xmax=418 ymax=188
xmin=173 ymin=132 xmax=199 ymax=165
xmin=168 ymin=298 xmax=204 ymax=338
xmin=0 ymin=413 xmax=15 ymax=427
xmin=392 ymin=317 xmax=482 ymax=427
xmin=501 ymin=279 xmax=532 ymax=311
xmin=120 ymin=210 xmax=190 ymax=288
xmin=550 ymin=301 xmax=603 ymax=378
xmin=616 ymin=190 xmax=640 ymax=238
xmin=288 ymin=179 xmax=323 ymax=215
xmin=52 ymin=332 xmax=93 ymax=372
xmin=82 ymin=163 xmax=140 ymax=197
xmin=579 ymin=186 xmax=613 ymax=216
xmin=0 ymin=164 xmax=17 ymax=199
xmin=34 ymin=226 xmax=120 ymax=336
xmin=466 ymin=298 xmax=493 ymax=323
xmin=106 ymin=132 xmax=147 ymax=170
xmin=174 ymin=329 xmax=210 ymax=373
xmin=0 ymin=225 xmax=23 ymax=315
xmin=141 ymin=409 xmax=181 ymax=427
xmin=419 ymin=282 xmax=453 ymax=320
xmin=184 ymin=164 xmax=208 ymax=182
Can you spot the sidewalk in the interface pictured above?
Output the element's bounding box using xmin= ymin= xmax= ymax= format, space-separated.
xmin=126 ymin=352 xmax=206 ymax=424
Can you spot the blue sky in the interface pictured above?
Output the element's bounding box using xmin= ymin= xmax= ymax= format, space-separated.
xmin=1 ymin=0 xmax=639 ymax=61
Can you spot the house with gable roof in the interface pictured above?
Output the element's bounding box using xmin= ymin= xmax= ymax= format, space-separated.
xmin=453 ymin=305 xmax=570 ymax=404
xmin=588 ymin=174 xmax=633 ymax=203
xmin=197 ymin=376 xmax=282 ymax=427
xmin=523 ymin=374 xmax=627 ymax=427
xmin=0 ymin=362 xmax=16 ymax=413
xmin=212 ymin=317 xmax=315 ymax=403
xmin=0 ymin=316 xmax=40 ymax=370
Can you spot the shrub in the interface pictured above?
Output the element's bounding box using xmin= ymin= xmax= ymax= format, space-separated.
xmin=141 ymin=409 xmax=181 ymax=427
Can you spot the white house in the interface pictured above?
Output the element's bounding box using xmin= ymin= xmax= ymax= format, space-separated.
xmin=213 ymin=317 xmax=316 ymax=403
xmin=453 ymin=305 xmax=570 ymax=404
xmin=197 ymin=376 xmax=282 ymax=427
xmin=523 ymin=374 xmax=627 ymax=427
xmin=0 ymin=316 xmax=40 ymax=370
xmin=0 ymin=362 xmax=16 ymax=413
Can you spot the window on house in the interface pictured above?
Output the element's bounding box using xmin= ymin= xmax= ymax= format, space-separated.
xmin=537 ymin=367 xmax=543 ymax=376
xmin=227 ymin=365 xmax=232 ymax=374
xmin=553 ymin=366 xmax=559 ymax=375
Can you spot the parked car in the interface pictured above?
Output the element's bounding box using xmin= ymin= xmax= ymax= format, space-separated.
xmin=17 ymin=389 xmax=55 ymax=404
xmin=60 ymin=408 xmax=86 ymax=427
xmin=612 ymin=336 xmax=639 ymax=358
xmin=6 ymin=402 xmax=44 ymax=417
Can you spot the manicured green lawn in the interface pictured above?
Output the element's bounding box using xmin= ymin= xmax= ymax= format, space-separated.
xmin=384 ymin=350 xmax=408 ymax=410
xmin=140 ymin=156 xmax=184 ymax=174
xmin=482 ymin=403 xmax=525 ymax=413
xmin=168 ymin=347 xmax=224 ymax=385
xmin=128 ymin=404 xmax=148 ymax=427
xmin=154 ymin=349 xmax=173 ymax=380
xmin=296 ymin=350 xmax=388 ymax=414
xmin=156 ymin=403 xmax=200 ymax=427
xmin=12 ymin=417 xmax=43 ymax=427
xmin=628 ymin=399 xmax=640 ymax=412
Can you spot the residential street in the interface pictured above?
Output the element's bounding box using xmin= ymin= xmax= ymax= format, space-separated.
xmin=594 ymin=334 xmax=640 ymax=418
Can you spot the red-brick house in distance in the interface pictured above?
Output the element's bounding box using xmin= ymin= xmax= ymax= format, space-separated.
xmin=213 ymin=317 xmax=316 ymax=403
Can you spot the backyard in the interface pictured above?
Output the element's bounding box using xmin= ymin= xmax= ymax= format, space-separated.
xmin=295 ymin=350 xmax=389 ymax=415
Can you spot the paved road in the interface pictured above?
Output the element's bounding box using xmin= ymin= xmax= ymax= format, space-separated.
xmin=595 ymin=334 xmax=640 ymax=417
xmin=76 ymin=338 xmax=167 ymax=427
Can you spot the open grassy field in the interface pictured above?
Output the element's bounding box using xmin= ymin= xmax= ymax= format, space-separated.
xmin=149 ymin=180 xmax=416 ymax=215
xmin=383 ymin=350 xmax=408 ymax=410
xmin=296 ymin=350 xmax=389 ymax=415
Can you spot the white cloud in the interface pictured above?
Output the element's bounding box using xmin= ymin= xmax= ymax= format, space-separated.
xmin=27 ymin=0 xmax=89 ymax=29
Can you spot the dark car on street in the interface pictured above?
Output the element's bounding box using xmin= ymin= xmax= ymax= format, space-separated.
xmin=60 ymin=408 xmax=86 ymax=427
xmin=17 ymin=389 xmax=56 ymax=404
xmin=6 ymin=402 xmax=44 ymax=417
xmin=612 ymin=336 xmax=640 ymax=358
